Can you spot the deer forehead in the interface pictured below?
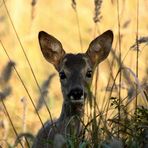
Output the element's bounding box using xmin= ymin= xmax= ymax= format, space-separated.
xmin=59 ymin=54 xmax=91 ymax=72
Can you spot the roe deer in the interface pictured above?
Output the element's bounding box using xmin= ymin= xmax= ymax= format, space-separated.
xmin=32 ymin=30 xmax=113 ymax=148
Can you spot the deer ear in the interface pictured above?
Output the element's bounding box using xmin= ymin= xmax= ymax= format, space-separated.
xmin=86 ymin=30 xmax=113 ymax=67
xmin=38 ymin=31 xmax=65 ymax=69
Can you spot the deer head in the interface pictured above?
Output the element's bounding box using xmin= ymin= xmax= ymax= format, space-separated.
xmin=38 ymin=30 xmax=113 ymax=116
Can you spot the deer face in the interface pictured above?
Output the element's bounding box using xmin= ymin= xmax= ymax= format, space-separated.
xmin=38 ymin=30 xmax=113 ymax=106
xmin=58 ymin=54 xmax=92 ymax=104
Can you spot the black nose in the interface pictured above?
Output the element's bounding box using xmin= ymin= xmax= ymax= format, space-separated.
xmin=68 ymin=88 xmax=84 ymax=100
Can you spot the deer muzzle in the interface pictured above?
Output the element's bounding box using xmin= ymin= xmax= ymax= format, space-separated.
xmin=67 ymin=88 xmax=87 ymax=103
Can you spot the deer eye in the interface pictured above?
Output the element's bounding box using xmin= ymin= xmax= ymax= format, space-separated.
xmin=59 ymin=71 xmax=66 ymax=79
xmin=86 ymin=70 xmax=92 ymax=78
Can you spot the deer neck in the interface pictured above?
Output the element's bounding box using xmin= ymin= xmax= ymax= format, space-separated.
xmin=59 ymin=101 xmax=84 ymax=121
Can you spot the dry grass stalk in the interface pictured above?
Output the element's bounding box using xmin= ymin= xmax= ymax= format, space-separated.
xmin=110 ymin=0 xmax=115 ymax=5
xmin=0 ymin=87 xmax=11 ymax=101
xmin=127 ymin=83 xmax=148 ymax=103
xmin=0 ymin=111 xmax=9 ymax=148
xmin=2 ymin=1 xmax=52 ymax=119
xmin=0 ymin=41 xmax=45 ymax=128
xmin=0 ymin=98 xmax=24 ymax=147
xmin=0 ymin=61 xmax=15 ymax=101
xmin=123 ymin=67 xmax=148 ymax=105
xmin=31 ymin=0 xmax=37 ymax=6
xmin=93 ymin=0 xmax=103 ymax=23
xmin=31 ymin=0 xmax=38 ymax=19
xmin=0 ymin=61 xmax=15 ymax=86
xmin=111 ymin=49 xmax=133 ymax=87
xmin=14 ymin=132 xmax=34 ymax=147
xmin=71 ymin=0 xmax=83 ymax=51
xmin=36 ymin=73 xmax=56 ymax=112
xmin=20 ymin=97 xmax=27 ymax=147
xmin=0 ymin=61 xmax=14 ymax=147
xmin=71 ymin=0 xmax=76 ymax=10
xmin=122 ymin=19 xmax=131 ymax=28
xmin=131 ymin=36 xmax=148 ymax=50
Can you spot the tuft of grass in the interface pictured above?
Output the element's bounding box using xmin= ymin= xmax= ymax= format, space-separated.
xmin=131 ymin=36 xmax=148 ymax=50
xmin=36 ymin=73 xmax=56 ymax=112
xmin=0 ymin=61 xmax=15 ymax=101
xmin=71 ymin=0 xmax=77 ymax=10
xmin=0 ymin=61 xmax=15 ymax=85
xmin=93 ymin=0 xmax=103 ymax=23
xmin=31 ymin=0 xmax=38 ymax=19
xmin=0 ymin=86 xmax=11 ymax=101
xmin=122 ymin=20 xmax=131 ymax=29
xmin=0 ymin=61 xmax=25 ymax=147
xmin=14 ymin=132 xmax=34 ymax=148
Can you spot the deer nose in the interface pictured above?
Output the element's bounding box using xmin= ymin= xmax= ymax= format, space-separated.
xmin=68 ymin=88 xmax=84 ymax=100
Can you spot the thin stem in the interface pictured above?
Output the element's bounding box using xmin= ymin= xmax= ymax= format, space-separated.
xmin=92 ymin=22 xmax=101 ymax=147
xmin=1 ymin=100 xmax=24 ymax=148
xmin=117 ymin=0 xmax=121 ymax=138
xmin=0 ymin=40 xmax=45 ymax=130
xmin=135 ymin=0 xmax=139 ymax=112
xmin=74 ymin=8 xmax=83 ymax=51
xmin=2 ymin=0 xmax=53 ymax=123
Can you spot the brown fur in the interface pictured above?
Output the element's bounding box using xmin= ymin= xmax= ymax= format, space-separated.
xmin=32 ymin=30 xmax=113 ymax=148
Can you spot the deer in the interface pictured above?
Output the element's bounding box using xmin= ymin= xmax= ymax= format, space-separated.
xmin=32 ymin=30 xmax=113 ymax=148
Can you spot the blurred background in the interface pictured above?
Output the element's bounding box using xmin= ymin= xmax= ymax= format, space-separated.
xmin=0 ymin=0 xmax=148 ymax=146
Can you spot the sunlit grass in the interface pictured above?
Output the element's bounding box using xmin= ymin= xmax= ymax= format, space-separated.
xmin=0 ymin=0 xmax=148 ymax=147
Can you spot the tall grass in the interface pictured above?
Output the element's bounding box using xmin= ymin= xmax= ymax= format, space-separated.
xmin=71 ymin=0 xmax=83 ymax=51
xmin=135 ymin=0 xmax=139 ymax=118
xmin=2 ymin=0 xmax=53 ymax=124
xmin=0 ymin=61 xmax=26 ymax=147
xmin=0 ymin=0 xmax=148 ymax=147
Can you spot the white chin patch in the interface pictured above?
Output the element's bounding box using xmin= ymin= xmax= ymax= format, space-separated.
xmin=70 ymin=99 xmax=84 ymax=104
xmin=69 ymin=95 xmax=85 ymax=103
